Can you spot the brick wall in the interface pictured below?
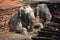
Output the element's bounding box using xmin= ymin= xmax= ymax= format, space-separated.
xmin=0 ymin=0 xmax=23 ymax=34
xmin=0 ymin=8 xmax=19 ymax=34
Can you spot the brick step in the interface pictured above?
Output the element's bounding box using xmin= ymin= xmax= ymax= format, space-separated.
xmin=55 ymin=37 xmax=60 ymax=40
xmin=32 ymin=36 xmax=52 ymax=40
xmin=38 ymin=31 xmax=53 ymax=37
xmin=47 ymin=22 xmax=60 ymax=27
xmin=41 ymin=28 xmax=60 ymax=36
xmin=41 ymin=29 xmax=53 ymax=32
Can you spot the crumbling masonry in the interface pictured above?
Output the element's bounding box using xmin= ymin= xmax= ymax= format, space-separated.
xmin=0 ymin=0 xmax=23 ymax=34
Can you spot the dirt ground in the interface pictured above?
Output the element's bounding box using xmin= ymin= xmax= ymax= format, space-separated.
xmin=0 ymin=32 xmax=32 ymax=40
